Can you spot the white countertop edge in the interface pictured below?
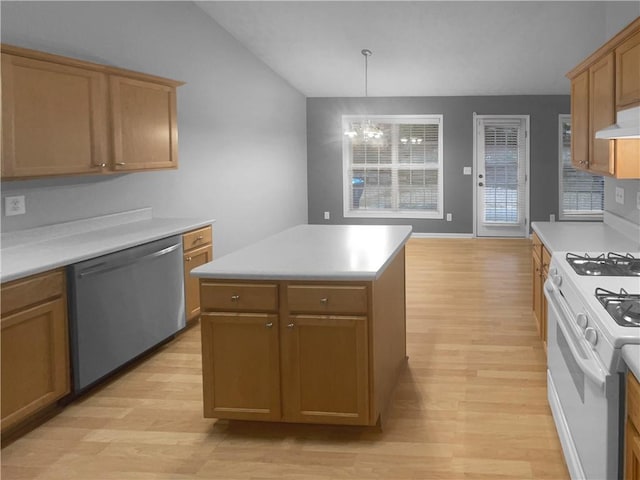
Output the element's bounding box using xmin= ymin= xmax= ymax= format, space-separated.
xmin=1 ymin=215 xmax=216 ymax=283
xmin=192 ymin=225 xmax=412 ymax=282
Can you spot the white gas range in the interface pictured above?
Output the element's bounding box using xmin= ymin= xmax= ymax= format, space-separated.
xmin=545 ymin=251 xmax=640 ymax=480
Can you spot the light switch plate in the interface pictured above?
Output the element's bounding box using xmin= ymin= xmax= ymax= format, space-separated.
xmin=5 ymin=195 xmax=26 ymax=216
xmin=615 ymin=187 xmax=624 ymax=205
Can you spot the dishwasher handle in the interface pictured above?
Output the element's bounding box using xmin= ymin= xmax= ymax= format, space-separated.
xmin=78 ymin=243 xmax=181 ymax=279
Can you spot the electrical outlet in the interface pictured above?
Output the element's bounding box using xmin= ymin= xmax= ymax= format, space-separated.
xmin=324 ymin=211 xmax=330 ymax=220
xmin=550 ymin=214 xmax=556 ymax=222
xmin=5 ymin=195 xmax=26 ymax=216
xmin=446 ymin=213 xmax=452 ymax=222
xmin=637 ymin=192 xmax=640 ymax=210
xmin=463 ymin=167 xmax=472 ymax=175
xmin=615 ymin=187 xmax=624 ymax=205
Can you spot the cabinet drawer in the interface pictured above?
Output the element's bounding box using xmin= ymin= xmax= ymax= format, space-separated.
xmin=201 ymin=282 xmax=278 ymax=312
xmin=287 ymin=285 xmax=368 ymax=315
xmin=1 ymin=270 xmax=65 ymax=316
xmin=183 ymin=226 xmax=212 ymax=251
xmin=628 ymin=372 xmax=640 ymax=432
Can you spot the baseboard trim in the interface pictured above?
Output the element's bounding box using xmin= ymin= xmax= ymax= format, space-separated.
xmin=411 ymin=233 xmax=474 ymax=239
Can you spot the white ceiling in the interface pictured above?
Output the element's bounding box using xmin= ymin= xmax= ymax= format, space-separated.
xmin=196 ymin=1 xmax=639 ymax=97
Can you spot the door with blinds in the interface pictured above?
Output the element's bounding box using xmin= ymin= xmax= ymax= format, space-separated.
xmin=475 ymin=115 xmax=529 ymax=237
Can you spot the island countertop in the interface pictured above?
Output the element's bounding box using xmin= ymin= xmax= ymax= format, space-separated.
xmin=191 ymin=224 xmax=413 ymax=281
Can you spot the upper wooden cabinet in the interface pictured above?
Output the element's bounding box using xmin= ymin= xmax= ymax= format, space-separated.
xmin=110 ymin=76 xmax=178 ymax=171
xmin=566 ymin=17 xmax=640 ymax=179
xmin=1 ymin=44 xmax=184 ymax=180
xmin=617 ymin=30 xmax=640 ymax=108
xmin=1 ymin=53 xmax=109 ymax=177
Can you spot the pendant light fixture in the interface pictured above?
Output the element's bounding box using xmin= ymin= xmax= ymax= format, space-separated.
xmin=344 ymin=49 xmax=384 ymax=141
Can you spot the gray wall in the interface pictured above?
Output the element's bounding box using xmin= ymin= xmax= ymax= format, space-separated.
xmin=0 ymin=1 xmax=308 ymax=257
xmin=307 ymin=96 xmax=569 ymax=234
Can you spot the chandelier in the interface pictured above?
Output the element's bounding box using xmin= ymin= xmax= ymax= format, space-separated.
xmin=344 ymin=49 xmax=384 ymax=141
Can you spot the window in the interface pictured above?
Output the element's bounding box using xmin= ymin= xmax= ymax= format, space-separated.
xmin=342 ymin=115 xmax=443 ymax=219
xmin=558 ymin=115 xmax=603 ymax=220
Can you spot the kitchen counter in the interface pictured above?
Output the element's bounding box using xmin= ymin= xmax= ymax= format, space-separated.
xmin=623 ymin=345 xmax=640 ymax=380
xmin=0 ymin=208 xmax=215 ymax=283
xmin=191 ymin=224 xmax=413 ymax=281
xmin=532 ymin=214 xmax=640 ymax=254
xmin=195 ymin=223 xmax=411 ymax=426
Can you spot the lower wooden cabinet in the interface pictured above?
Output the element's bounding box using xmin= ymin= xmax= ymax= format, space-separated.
xmin=1 ymin=269 xmax=70 ymax=433
xmin=281 ymin=314 xmax=369 ymax=425
xmin=627 ymin=371 xmax=640 ymax=480
xmin=201 ymin=312 xmax=281 ymax=421
xmin=531 ymin=232 xmax=550 ymax=349
xmin=183 ymin=226 xmax=213 ymax=322
xmin=199 ymin=247 xmax=406 ymax=426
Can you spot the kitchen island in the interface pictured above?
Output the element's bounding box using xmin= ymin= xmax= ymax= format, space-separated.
xmin=191 ymin=224 xmax=412 ymax=427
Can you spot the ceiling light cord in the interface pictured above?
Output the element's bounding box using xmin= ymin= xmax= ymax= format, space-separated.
xmin=361 ymin=49 xmax=372 ymax=97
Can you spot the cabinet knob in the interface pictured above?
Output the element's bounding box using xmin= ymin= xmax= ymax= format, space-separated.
xmin=287 ymin=323 xmax=295 ymax=329
xmin=197 ymin=235 xmax=204 ymax=241
xmin=231 ymin=295 xmax=240 ymax=302
xmin=185 ymin=256 xmax=192 ymax=262
xmin=115 ymin=162 xmax=126 ymax=166
xmin=265 ymin=322 xmax=273 ymax=328
xmin=320 ymin=297 xmax=328 ymax=305
xmin=93 ymin=163 xmax=106 ymax=168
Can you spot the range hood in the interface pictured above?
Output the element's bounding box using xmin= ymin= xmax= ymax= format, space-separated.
xmin=595 ymin=106 xmax=640 ymax=139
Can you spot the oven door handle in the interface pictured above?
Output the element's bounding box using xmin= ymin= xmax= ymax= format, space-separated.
xmin=546 ymin=287 xmax=607 ymax=390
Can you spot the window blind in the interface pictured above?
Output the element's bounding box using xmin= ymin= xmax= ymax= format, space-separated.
xmin=559 ymin=117 xmax=604 ymax=218
xmin=481 ymin=121 xmax=526 ymax=224
xmin=343 ymin=116 xmax=443 ymax=219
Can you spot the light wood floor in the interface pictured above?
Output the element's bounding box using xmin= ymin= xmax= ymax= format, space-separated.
xmin=1 ymin=238 xmax=569 ymax=479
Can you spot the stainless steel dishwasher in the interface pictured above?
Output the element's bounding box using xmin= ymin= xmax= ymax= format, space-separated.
xmin=68 ymin=235 xmax=185 ymax=393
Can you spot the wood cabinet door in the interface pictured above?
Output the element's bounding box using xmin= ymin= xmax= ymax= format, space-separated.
xmin=617 ymin=31 xmax=640 ymax=108
xmin=571 ymin=70 xmax=590 ymax=170
xmin=1 ymin=297 xmax=70 ymax=432
xmin=589 ymin=53 xmax=616 ymax=176
xmin=281 ymin=315 xmax=370 ymax=425
xmin=184 ymin=245 xmax=212 ymax=321
xmin=1 ymin=53 xmax=108 ymax=178
xmin=532 ymin=253 xmax=543 ymax=341
xmin=626 ymin=420 xmax=640 ymax=480
xmin=110 ymin=75 xmax=178 ymax=172
xmin=200 ymin=313 xmax=281 ymax=421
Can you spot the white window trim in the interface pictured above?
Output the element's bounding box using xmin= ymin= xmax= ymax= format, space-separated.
xmin=342 ymin=114 xmax=444 ymax=219
xmin=558 ymin=114 xmax=604 ymax=221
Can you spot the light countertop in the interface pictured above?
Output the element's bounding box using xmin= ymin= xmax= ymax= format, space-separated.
xmin=191 ymin=224 xmax=412 ymax=281
xmin=1 ymin=209 xmax=214 ymax=283
xmin=623 ymin=345 xmax=640 ymax=381
xmin=532 ymin=216 xmax=640 ymax=254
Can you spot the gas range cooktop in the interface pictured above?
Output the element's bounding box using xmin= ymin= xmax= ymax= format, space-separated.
xmin=596 ymin=288 xmax=640 ymax=327
xmin=566 ymin=252 xmax=640 ymax=276
xmin=564 ymin=252 xmax=640 ymax=328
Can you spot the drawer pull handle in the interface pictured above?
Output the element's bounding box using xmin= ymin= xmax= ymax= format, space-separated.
xmin=265 ymin=322 xmax=273 ymax=328
xmin=287 ymin=323 xmax=295 ymax=329
xmin=320 ymin=297 xmax=328 ymax=305
xmin=115 ymin=162 xmax=126 ymax=166
xmin=231 ymin=295 xmax=240 ymax=302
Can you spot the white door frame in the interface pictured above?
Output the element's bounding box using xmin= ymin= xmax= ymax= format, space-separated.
xmin=472 ymin=113 xmax=530 ymax=238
